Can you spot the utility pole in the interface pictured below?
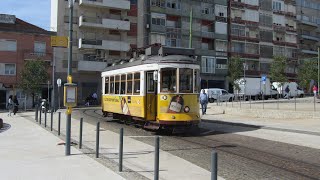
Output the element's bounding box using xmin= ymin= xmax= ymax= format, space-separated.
xmin=317 ymin=47 xmax=320 ymax=94
xmin=66 ymin=0 xmax=75 ymax=156
xmin=189 ymin=7 xmax=193 ymax=48
xmin=52 ymin=48 xmax=56 ymax=112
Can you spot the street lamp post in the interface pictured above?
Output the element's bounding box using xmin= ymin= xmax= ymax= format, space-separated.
xmin=318 ymin=47 xmax=319 ymax=94
xmin=243 ymin=63 xmax=246 ymax=100
xmin=65 ymin=0 xmax=75 ymax=156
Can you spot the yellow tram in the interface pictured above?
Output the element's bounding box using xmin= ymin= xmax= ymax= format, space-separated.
xmin=101 ymin=47 xmax=200 ymax=131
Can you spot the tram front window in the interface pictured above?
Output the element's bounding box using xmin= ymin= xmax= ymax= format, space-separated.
xmin=161 ymin=68 xmax=176 ymax=93
xmin=179 ymin=68 xmax=193 ymax=93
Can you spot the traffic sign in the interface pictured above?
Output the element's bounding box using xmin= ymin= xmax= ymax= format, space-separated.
xmin=261 ymin=75 xmax=266 ymax=85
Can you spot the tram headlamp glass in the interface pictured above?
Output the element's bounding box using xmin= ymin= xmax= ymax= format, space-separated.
xmin=171 ymin=115 xmax=175 ymax=119
xmin=184 ymin=106 xmax=190 ymax=113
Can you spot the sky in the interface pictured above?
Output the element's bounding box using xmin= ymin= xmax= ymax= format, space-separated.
xmin=0 ymin=0 xmax=51 ymax=30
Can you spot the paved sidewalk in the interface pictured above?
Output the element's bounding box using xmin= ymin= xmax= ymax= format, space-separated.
xmin=6 ymin=111 xmax=224 ymax=180
xmin=0 ymin=113 xmax=124 ymax=180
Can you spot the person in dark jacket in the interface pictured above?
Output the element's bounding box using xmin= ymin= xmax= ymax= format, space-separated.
xmin=13 ymin=96 xmax=19 ymax=115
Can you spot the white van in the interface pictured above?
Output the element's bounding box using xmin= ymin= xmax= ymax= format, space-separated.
xmin=272 ymin=82 xmax=304 ymax=98
xmin=203 ymin=88 xmax=235 ymax=103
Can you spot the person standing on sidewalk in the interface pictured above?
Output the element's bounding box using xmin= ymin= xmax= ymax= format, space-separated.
xmin=7 ymin=95 xmax=13 ymax=116
xmin=312 ymin=85 xmax=318 ymax=97
xmin=13 ymin=96 xmax=19 ymax=115
xmin=200 ymin=89 xmax=208 ymax=115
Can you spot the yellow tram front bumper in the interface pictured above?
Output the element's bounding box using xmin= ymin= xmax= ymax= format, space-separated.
xmin=157 ymin=113 xmax=201 ymax=125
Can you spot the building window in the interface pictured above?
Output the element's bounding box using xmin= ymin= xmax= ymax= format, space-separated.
xmin=202 ymin=8 xmax=209 ymax=14
xmin=201 ymin=56 xmax=214 ymax=73
xmin=0 ymin=39 xmax=17 ymax=52
xmin=166 ymin=0 xmax=181 ymax=9
xmin=272 ymin=1 xmax=282 ymax=11
xmin=151 ymin=0 xmax=165 ymax=8
xmin=34 ymin=41 xmax=46 ymax=56
xmin=232 ymin=42 xmax=245 ymax=53
xmin=231 ymin=24 xmax=245 ymax=37
xmin=215 ymin=40 xmax=227 ymax=52
xmin=216 ymin=58 xmax=228 ymax=69
xmin=215 ymin=5 xmax=227 ymax=17
xmin=5 ymin=64 xmax=16 ymax=75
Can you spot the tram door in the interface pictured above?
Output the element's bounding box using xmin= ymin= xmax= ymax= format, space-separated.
xmin=146 ymin=71 xmax=157 ymax=120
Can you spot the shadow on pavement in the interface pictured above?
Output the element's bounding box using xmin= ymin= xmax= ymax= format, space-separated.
xmin=0 ymin=123 xmax=11 ymax=133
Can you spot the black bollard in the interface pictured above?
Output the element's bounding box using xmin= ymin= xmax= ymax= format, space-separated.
xmin=154 ymin=136 xmax=160 ymax=180
xmin=35 ymin=105 xmax=39 ymax=121
xmin=44 ymin=110 xmax=47 ymax=128
xmin=50 ymin=109 xmax=53 ymax=131
xmin=79 ymin=118 xmax=83 ymax=149
xmin=39 ymin=109 xmax=42 ymax=125
xmin=96 ymin=122 xmax=100 ymax=158
xmin=58 ymin=112 xmax=61 ymax=136
xmin=119 ymin=128 xmax=123 ymax=172
xmin=211 ymin=150 xmax=218 ymax=180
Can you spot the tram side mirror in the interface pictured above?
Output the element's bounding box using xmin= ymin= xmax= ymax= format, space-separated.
xmin=153 ymin=70 xmax=158 ymax=81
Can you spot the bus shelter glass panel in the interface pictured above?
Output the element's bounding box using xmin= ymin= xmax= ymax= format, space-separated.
xmin=179 ymin=68 xmax=193 ymax=93
xmin=160 ymin=68 xmax=177 ymax=93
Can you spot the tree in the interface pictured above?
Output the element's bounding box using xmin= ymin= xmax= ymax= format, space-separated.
xmin=227 ymin=56 xmax=243 ymax=91
xmin=297 ymin=59 xmax=317 ymax=92
xmin=269 ymin=56 xmax=288 ymax=84
xmin=19 ymin=60 xmax=49 ymax=107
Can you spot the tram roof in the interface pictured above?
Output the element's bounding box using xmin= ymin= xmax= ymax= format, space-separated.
xmin=103 ymin=47 xmax=198 ymax=72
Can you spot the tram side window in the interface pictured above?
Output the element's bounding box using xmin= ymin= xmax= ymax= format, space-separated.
xmin=179 ymin=68 xmax=193 ymax=93
xmin=120 ymin=74 xmax=126 ymax=94
xmin=194 ymin=69 xmax=200 ymax=93
xmin=115 ymin=75 xmax=120 ymax=94
xmin=133 ymin=72 xmax=140 ymax=94
xmin=127 ymin=73 xmax=133 ymax=94
xmin=105 ymin=77 xmax=109 ymax=94
xmin=161 ymin=68 xmax=176 ymax=92
xmin=110 ymin=76 xmax=115 ymax=94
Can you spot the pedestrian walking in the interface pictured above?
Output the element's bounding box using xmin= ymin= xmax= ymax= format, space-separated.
xmin=7 ymin=95 xmax=13 ymax=117
xmin=312 ymin=85 xmax=318 ymax=97
xmin=284 ymin=85 xmax=290 ymax=99
xmin=200 ymin=89 xmax=208 ymax=115
xmin=13 ymin=96 xmax=19 ymax=115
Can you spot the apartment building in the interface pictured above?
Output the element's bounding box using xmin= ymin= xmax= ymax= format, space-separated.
xmin=229 ymin=0 xmax=298 ymax=80
xmin=0 ymin=14 xmax=54 ymax=109
xmin=138 ymin=0 xmax=229 ymax=89
xmin=296 ymin=0 xmax=320 ymax=59
xmin=51 ymin=0 xmax=138 ymax=102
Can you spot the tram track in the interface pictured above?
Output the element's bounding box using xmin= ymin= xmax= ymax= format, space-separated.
xmin=75 ymin=108 xmax=320 ymax=180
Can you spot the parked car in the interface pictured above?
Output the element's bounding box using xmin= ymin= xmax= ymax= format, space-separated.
xmin=203 ymin=88 xmax=235 ymax=103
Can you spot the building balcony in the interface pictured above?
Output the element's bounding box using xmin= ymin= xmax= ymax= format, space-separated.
xmin=231 ymin=1 xmax=245 ymax=8
xmin=24 ymin=52 xmax=52 ymax=61
xmin=301 ymin=34 xmax=319 ymax=41
xmin=273 ymin=24 xmax=286 ymax=32
xmin=215 ymin=0 xmax=228 ymax=6
xmin=201 ymin=31 xmax=215 ymax=39
xmin=299 ymin=20 xmax=319 ymax=28
xmin=273 ymin=40 xmax=286 ymax=46
xmin=79 ymin=0 xmax=130 ymax=10
xmin=245 ymin=4 xmax=259 ymax=10
xmin=78 ymin=60 xmax=107 ymax=72
xmin=273 ymin=10 xmax=286 ymax=16
xmin=232 ymin=17 xmax=246 ymax=24
xmin=231 ymin=52 xmax=259 ymax=59
xmin=286 ymin=26 xmax=296 ymax=33
xmin=195 ymin=49 xmax=216 ymax=56
xmin=301 ymin=49 xmax=318 ymax=55
xmin=231 ymin=36 xmax=259 ymax=43
xmin=150 ymin=24 xmax=166 ymax=33
xmin=79 ymin=16 xmax=130 ymax=31
xmin=285 ymin=12 xmax=296 ymax=18
xmin=79 ymin=38 xmax=130 ymax=52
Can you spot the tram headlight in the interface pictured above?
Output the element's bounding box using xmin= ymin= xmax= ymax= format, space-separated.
xmin=184 ymin=106 xmax=190 ymax=113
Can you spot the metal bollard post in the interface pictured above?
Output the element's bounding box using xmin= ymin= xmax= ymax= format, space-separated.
xmin=211 ymin=150 xmax=218 ymax=180
xmin=232 ymin=97 xmax=233 ymax=107
xmin=294 ymin=96 xmax=297 ymax=111
xmin=249 ymin=95 xmax=251 ymax=109
xmin=154 ymin=136 xmax=160 ymax=180
xmin=96 ymin=122 xmax=100 ymax=158
xmin=39 ymin=109 xmax=42 ymax=125
xmin=44 ymin=110 xmax=47 ymax=128
xmin=314 ymin=95 xmax=316 ymax=112
xmin=79 ymin=118 xmax=83 ymax=149
xmin=240 ymin=96 xmax=241 ymax=108
xmin=35 ymin=105 xmax=39 ymax=121
xmin=277 ymin=94 xmax=279 ymax=110
xmin=119 ymin=128 xmax=124 ymax=172
xmin=58 ymin=112 xmax=61 ymax=136
xmin=50 ymin=109 xmax=53 ymax=131
xmin=262 ymin=95 xmax=265 ymax=109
